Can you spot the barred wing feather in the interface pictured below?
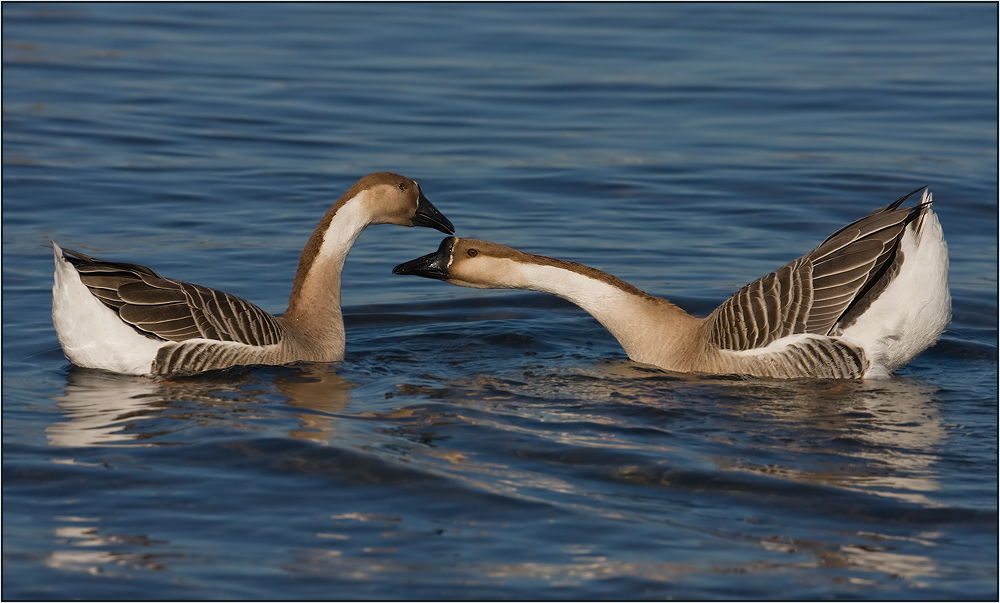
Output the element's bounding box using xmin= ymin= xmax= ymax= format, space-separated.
xmin=707 ymin=188 xmax=927 ymax=351
xmin=63 ymin=248 xmax=285 ymax=347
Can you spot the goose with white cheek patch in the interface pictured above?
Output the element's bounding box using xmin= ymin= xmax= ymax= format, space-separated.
xmin=53 ymin=172 xmax=454 ymax=376
xmin=394 ymin=188 xmax=949 ymax=379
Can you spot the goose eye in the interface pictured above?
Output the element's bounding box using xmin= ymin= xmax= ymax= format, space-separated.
xmin=398 ymin=182 xmax=407 ymax=191
xmin=467 ymin=249 xmax=478 ymax=258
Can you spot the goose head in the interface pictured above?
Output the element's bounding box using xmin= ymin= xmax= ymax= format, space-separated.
xmin=344 ymin=172 xmax=454 ymax=234
xmin=285 ymin=173 xmax=454 ymax=319
xmin=393 ymin=237 xmax=527 ymax=289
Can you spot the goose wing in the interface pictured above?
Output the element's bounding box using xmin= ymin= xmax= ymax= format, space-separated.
xmin=706 ymin=188 xmax=928 ymax=351
xmin=63 ymin=248 xmax=285 ymax=346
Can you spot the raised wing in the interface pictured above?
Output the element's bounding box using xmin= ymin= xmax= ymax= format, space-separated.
xmin=707 ymin=188 xmax=928 ymax=351
xmin=63 ymin=248 xmax=285 ymax=347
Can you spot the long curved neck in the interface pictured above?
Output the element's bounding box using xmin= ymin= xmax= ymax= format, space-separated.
xmin=283 ymin=196 xmax=371 ymax=346
xmin=508 ymin=256 xmax=702 ymax=367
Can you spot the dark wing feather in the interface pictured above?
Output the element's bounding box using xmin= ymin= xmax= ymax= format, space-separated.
xmin=63 ymin=248 xmax=285 ymax=346
xmin=707 ymin=189 xmax=928 ymax=351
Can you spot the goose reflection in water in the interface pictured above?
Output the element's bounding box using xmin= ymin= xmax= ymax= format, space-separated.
xmin=45 ymin=518 xmax=169 ymax=577
xmin=464 ymin=362 xmax=946 ymax=506
xmin=49 ymin=364 xmax=946 ymax=505
xmin=47 ymin=364 xmax=354 ymax=448
xmin=711 ymin=377 xmax=945 ymax=507
xmin=46 ymin=363 xmax=948 ymax=586
xmin=385 ymin=366 xmax=947 ymax=586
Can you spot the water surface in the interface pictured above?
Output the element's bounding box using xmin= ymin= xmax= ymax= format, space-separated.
xmin=3 ymin=3 xmax=997 ymax=599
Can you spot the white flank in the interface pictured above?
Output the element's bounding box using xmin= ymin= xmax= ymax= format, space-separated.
xmin=52 ymin=242 xmax=163 ymax=375
xmin=841 ymin=195 xmax=951 ymax=377
xmin=729 ymin=333 xmax=835 ymax=357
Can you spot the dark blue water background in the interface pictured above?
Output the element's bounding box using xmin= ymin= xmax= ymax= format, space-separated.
xmin=3 ymin=3 xmax=997 ymax=599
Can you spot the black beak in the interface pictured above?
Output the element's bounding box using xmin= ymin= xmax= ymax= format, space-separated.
xmin=411 ymin=187 xmax=455 ymax=235
xmin=393 ymin=237 xmax=455 ymax=279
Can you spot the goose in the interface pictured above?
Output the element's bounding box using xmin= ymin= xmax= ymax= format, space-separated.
xmin=394 ymin=188 xmax=950 ymax=379
xmin=52 ymin=172 xmax=454 ymax=376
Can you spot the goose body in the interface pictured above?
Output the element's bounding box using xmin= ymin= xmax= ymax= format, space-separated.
xmin=53 ymin=172 xmax=454 ymax=376
xmin=394 ymin=188 xmax=950 ymax=379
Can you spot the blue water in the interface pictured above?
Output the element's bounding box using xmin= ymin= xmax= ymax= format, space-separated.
xmin=3 ymin=3 xmax=997 ymax=599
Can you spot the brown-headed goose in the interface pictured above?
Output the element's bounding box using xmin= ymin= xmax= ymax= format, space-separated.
xmin=53 ymin=172 xmax=454 ymax=376
xmin=394 ymin=188 xmax=950 ymax=379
